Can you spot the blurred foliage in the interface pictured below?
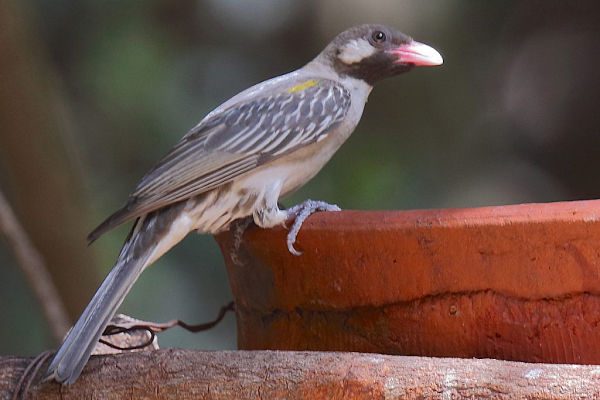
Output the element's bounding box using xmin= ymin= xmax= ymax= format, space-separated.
xmin=2 ymin=0 xmax=600 ymax=356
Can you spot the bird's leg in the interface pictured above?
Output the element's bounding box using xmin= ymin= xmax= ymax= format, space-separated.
xmin=285 ymin=199 xmax=341 ymax=256
xmin=251 ymin=183 xmax=341 ymax=255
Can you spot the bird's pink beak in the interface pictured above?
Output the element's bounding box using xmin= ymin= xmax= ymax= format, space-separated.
xmin=388 ymin=41 xmax=443 ymax=66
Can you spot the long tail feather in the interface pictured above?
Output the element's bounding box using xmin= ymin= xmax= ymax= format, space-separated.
xmin=46 ymin=202 xmax=190 ymax=384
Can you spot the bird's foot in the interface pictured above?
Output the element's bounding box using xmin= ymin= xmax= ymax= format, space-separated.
xmin=285 ymin=199 xmax=341 ymax=256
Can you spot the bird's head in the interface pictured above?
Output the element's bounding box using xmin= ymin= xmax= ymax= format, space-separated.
xmin=317 ymin=24 xmax=443 ymax=86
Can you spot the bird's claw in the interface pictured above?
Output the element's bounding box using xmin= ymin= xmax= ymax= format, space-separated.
xmin=285 ymin=199 xmax=341 ymax=256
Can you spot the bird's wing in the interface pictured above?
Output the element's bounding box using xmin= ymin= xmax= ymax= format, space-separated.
xmin=88 ymin=78 xmax=351 ymax=242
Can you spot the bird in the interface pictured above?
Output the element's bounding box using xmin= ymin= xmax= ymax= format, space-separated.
xmin=45 ymin=23 xmax=443 ymax=384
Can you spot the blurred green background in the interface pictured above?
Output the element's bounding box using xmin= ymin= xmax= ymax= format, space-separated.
xmin=1 ymin=0 xmax=600 ymax=356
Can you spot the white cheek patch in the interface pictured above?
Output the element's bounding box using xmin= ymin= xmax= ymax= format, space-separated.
xmin=338 ymin=38 xmax=376 ymax=65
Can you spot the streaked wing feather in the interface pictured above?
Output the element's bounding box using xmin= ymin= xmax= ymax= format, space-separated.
xmin=87 ymin=155 xmax=259 ymax=243
xmin=142 ymin=155 xmax=260 ymax=206
xmin=89 ymin=79 xmax=351 ymax=241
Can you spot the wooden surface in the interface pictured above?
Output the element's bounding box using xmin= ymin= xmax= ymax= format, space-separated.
xmin=2 ymin=350 xmax=600 ymax=399
xmin=216 ymin=200 xmax=600 ymax=364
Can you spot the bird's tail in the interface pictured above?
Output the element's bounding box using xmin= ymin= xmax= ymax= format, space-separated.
xmin=45 ymin=203 xmax=191 ymax=385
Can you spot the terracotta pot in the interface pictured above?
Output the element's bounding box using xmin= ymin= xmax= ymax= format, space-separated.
xmin=215 ymin=200 xmax=600 ymax=364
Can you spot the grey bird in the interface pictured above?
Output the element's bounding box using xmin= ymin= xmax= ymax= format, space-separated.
xmin=46 ymin=23 xmax=442 ymax=384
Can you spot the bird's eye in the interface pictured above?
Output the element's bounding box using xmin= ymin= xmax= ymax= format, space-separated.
xmin=372 ymin=31 xmax=386 ymax=43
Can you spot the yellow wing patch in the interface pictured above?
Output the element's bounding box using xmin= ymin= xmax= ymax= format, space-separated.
xmin=288 ymin=79 xmax=319 ymax=93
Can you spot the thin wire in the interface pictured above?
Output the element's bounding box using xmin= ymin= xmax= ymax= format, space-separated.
xmin=99 ymin=302 xmax=235 ymax=351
